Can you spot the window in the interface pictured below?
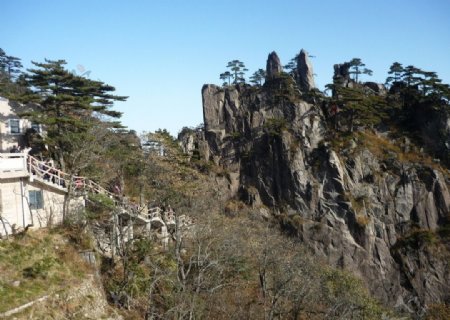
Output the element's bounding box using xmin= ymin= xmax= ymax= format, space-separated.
xmin=31 ymin=123 xmax=41 ymax=133
xmin=29 ymin=190 xmax=43 ymax=210
xmin=9 ymin=119 xmax=21 ymax=134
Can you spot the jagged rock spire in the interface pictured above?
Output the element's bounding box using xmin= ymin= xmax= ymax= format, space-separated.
xmin=266 ymin=51 xmax=282 ymax=80
xmin=297 ymin=49 xmax=316 ymax=91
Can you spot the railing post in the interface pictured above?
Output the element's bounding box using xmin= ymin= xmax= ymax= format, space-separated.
xmin=28 ymin=155 xmax=34 ymax=182
xmin=23 ymin=154 xmax=26 ymax=173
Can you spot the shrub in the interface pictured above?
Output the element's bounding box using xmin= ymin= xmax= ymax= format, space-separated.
xmin=229 ymin=131 xmax=242 ymax=140
xmin=393 ymin=229 xmax=437 ymax=251
xmin=437 ymin=225 xmax=450 ymax=240
xmin=88 ymin=192 xmax=116 ymax=210
xmin=224 ymin=199 xmax=246 ymax=217
xmin=425 ymin=303 xmax=450 ymax=320
xmin=22 ymin=257 xmax=57 ymax=279
xmin=263 ymin=117 xmax=288 ymax=137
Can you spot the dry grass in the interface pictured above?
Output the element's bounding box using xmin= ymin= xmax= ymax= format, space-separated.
xmin=425 ymin=303 xmax=450 ymax=319
xmin=357 ymin=131 xmax=402 ymax=158
xmin=359 ymin=131 xmax=448 ymax=174
xmin=224 ymin=199 xmax=246 ymax=216
xmin=355 ymin=214 xmax=371 ymax=227
xmin=348 ymin=194 xmax=367 ymax=215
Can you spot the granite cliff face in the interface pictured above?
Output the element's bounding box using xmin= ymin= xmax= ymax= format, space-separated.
xmin=181 ymin=52 xmax=450 ymax=315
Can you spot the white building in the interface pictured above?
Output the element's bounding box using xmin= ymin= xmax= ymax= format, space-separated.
xmin=0 ymin=97 xmax=83 ymax=237
xmin=0 ymin=96 xmax=42 ymax=152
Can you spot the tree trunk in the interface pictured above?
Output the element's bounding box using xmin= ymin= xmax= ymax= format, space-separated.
xmin=349 ymin=110 xmax=355 ymax=132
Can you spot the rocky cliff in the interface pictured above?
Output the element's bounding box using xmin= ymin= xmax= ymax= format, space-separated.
xmin=180 ymin=51 xmax=450 ymax=316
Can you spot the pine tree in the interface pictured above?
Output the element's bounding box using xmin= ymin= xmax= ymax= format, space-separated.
xmin=349 ymin=58 xmax=372 ymax=83
xmin=335 ymin=86 xmax=387 ymax=132
xmin=20 ymin=59 xmax=127 ymax=172
xmin=283 ymin=54 xmax=299 ymax=75
xmin=385 ymin=62 xmax=404 ymax=87
xmin=0 ymin=48 xmax=27 ymax=98
xmin=401 ymin=65 xmax=424 ymax=87
xmin=4 ymin=56 xmax=23 ymax=79
xmin=0 ymin=48 xmax=23 ymax=79
xmin=249 ymin=69 xmax=266 ymax=86
xmin=224 ymin=60 xmax=248 ymax=84
xmin=219 ymin=71 xmax=232 ymax=86
xmin=0 ymin=49 xmax=6 ymax=76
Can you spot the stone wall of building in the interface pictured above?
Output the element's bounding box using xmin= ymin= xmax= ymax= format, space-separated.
xmin=0 ymin=178 xmax=84 ymax=236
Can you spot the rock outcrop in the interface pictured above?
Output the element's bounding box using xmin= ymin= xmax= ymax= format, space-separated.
xmin=333 ymin=62 xmax=354 ymax=88
xmin=180 ymin=51 xmax=450 ymax=316
xmin=265 ymin=51 xmax=283 ymax=80
xmin=363 ymin=81 xmax=387 ymax=95
xmin=297 ymin=49 xmax=315 ymax=91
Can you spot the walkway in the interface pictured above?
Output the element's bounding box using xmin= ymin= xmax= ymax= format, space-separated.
xmin=0 ymin=153 xmax=115 ymax=197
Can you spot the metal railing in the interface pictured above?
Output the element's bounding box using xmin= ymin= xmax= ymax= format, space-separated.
xmin=1 ymin=154 xmax=185 ymax=228
xmin=28 ymin=155 xmax=68 ymax=189
xmin=26 ymin=154 xmax=115 ymax=198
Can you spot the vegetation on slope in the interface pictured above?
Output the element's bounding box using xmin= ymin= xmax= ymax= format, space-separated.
xmin=91 ymin=137 xmax=393 ymax=319
xmin=2 ymin=48 xmax=449 ymax=318
xmin=0 ymin=229 xmax=89 ymax=314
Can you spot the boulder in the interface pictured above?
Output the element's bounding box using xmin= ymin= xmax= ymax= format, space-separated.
xmin=364 ymin=81 xmax=387 ymax=95
xmin=333 ymin=62 xmax=352 ymax=88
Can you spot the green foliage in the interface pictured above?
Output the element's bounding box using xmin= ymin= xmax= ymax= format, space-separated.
xmin=249 ymin=68 xmax=266 ymax=86
xmin=349 ymin=58 xmax=373 ymax=83
xmin=229 ymin=131 xmax=242 ymax=140
xmin=387 ymin=63 xmax=450 ymax=106
xmin=102 ymin=237 xmax=177 ymax=311
xmin=220 ymin=59 xmax=248 ymax=85
xmin=393 ymin=229 xmax=437 ymax=251
xmin=88 ymin=192 xmax=115 ymax=209
xmin=219 ymin=71 xmax=232 ymax=86
xmin=18 ymin=59 xmax=127 ymax=173
xmin=322 ymin=268 xmax=384 ymax=319
xmin=385 ymin=62 xmax=404 ymax=86
xmin=0 ymin=48 xmax=28 ymax=99
xmin=154 ymin=128 xmax=176 ymax=144
xmin=0 ymin=230 xmax=88 ymax=313
xmin=23 ymin=257 xmax=57 ymax=279
xmin=333 ymin=86 xmax=388 ymax=132
xmin=0 ymin=48 xmax=23 ymax=79
xmin=264 ymin=72 xmax=301 ymax=106
xmin=263 ymin=117 xmax=288 ymax=137
xmin=178 ymin=124 xmax=203 ymax=138
xmin=383 ymin=62 xmax=450 ymax=155
xmin=86 ymin=192 xmax=117 ymax=220
xmin=283 ymin=54 xmax=298 ymax=75
xmin=88 ymin=128 xmax=143 ymax=200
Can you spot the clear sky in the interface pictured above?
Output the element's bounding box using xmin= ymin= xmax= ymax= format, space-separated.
xmin=2 ymin=0 xmax=450 ymax=136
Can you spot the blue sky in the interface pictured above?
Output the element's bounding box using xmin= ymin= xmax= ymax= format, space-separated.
xmin=2 ymin=0 xmax=450 ymax=136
